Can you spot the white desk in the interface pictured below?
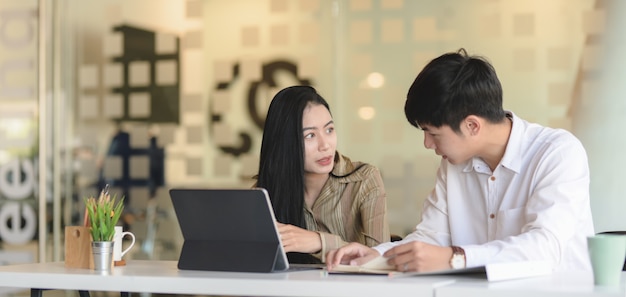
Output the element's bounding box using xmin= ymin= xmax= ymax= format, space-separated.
xmin=1 ymin=260 xmax=624 ymax=297
xmin=0 ymin=260 xmax=454 ymax=297
xmin=436 ymin=271 xmax=626 ymax=297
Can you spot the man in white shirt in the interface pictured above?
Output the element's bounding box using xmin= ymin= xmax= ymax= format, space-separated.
xmin=326 ymin=49 xmax=594 ymax=272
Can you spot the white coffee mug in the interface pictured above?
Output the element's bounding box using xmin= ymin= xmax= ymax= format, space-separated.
xmin=113 ymin=226 xmax=135 ymax=261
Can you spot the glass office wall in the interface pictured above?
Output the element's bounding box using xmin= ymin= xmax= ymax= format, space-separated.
xmin=0 ymin=0 xmax=42 ymax=264
xmin=2 ymin=0 xmax=616 ymax=264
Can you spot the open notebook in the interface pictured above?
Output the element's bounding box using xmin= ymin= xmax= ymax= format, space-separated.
xmin=328 ymin=256 xmax=553 ymax=281
xmin=169 ymin=188 xmax=289 ymax=273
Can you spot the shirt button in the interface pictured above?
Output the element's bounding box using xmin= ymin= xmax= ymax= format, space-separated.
xmin=490 ymin=176 xmax=496 ymax=181
xmin=489 ymin=214 xmax=495 ymax=219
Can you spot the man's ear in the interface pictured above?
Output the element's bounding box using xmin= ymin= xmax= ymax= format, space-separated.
xmin=464 ymin=115 xmax=481 ymax=136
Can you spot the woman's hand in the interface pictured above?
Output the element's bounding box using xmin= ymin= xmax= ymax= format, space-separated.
xmin=277 ymin=223 xmax=322 ymax=253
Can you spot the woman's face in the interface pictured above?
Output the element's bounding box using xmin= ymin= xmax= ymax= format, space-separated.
xmin=302 ymin=103 xmax=337 ymax=175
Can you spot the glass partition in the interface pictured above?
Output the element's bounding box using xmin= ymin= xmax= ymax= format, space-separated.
xmin=1 ymin=0 xmax=612 ymax=264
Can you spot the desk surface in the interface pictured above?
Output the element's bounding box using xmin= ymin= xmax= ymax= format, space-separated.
xmin=437 ymin=271 xmax=626 ymax=297
xmin=1 ymin=260 xmax=624 ymax=297
xmin=0 ymin=260 xmax=454 ymax=297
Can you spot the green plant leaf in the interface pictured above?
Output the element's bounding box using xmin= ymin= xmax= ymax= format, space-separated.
xmin=84 ymin=193 xmax=125 ymax=242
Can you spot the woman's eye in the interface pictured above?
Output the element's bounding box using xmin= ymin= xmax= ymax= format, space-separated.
xmin=326 ymin=127 xmax=334 ymax=133
xmin=304 ymin=133 xmax=314 ymax=139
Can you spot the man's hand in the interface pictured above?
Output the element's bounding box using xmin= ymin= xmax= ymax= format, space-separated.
xmin=325 ymin=242 xmax=380 ymax=271
xmin=277 ymin=223 xmax=321 ymax=253
xmin=383 ymin=241 xmax=453 ymax=272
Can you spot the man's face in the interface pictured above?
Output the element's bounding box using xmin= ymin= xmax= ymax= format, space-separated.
xmin=420 ymin=124 xmax=473 ymax=164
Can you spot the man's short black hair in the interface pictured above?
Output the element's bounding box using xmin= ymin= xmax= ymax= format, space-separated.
xmin=404 ymin=48 xmax=506 ymax=133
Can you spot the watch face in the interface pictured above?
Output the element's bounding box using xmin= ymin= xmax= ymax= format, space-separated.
xmin=451 ymin=254 xmax=465 ymax=269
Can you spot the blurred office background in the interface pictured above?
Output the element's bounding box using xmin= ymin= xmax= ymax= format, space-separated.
xmin=0 ymin=0 xmax=622 ymax=270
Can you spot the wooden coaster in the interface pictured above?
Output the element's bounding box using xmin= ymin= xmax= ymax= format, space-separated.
xmin=114 ymin=260 xmax=126 ymax=266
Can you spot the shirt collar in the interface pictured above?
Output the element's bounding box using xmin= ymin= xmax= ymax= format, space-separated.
xmin=330 ymin=152 xmax=365 ymax=184
xmin=500 ymin=111 xmax=522 ymax=173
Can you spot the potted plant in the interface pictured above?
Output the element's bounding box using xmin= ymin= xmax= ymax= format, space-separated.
xmin=84 ymin=187 xmax=124 ymax=271
xmin=85 ymin=191 xmax=125 ymax=241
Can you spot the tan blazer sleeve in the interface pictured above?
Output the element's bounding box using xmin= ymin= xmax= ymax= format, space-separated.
xmin=314 ymin=232 xmax=349 ymax=262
